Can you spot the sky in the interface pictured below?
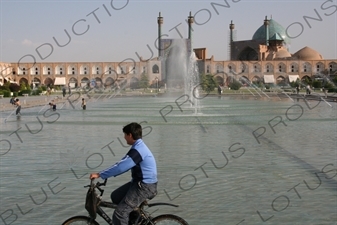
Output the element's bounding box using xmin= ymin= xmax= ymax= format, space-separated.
xmin=0 ymin=0 xmax=336 ymax=64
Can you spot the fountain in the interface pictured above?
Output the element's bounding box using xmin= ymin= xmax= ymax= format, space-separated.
xmin=0 ymin=83 xmax=336 ymax=225
xmin=163 ymin=38 xmax=201 ymax=114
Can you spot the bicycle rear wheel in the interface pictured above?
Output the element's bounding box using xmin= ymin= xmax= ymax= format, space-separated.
xmin=62 ymin=215 xmax=99 ymax=225
xmin=150 ymin=214 xmax=189 ymax=225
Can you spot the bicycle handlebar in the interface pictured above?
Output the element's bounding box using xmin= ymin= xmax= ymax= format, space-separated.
xmin=85 ymin=179 xmax=108 ymax=197
xmin=96 ymin=178 xmax=107 ymax=187
xmin=96 ymin=179 xmax=107 ymax=196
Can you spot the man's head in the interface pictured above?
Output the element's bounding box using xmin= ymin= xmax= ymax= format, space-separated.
xmin=123 ymin=123 xmax=142 ymax=145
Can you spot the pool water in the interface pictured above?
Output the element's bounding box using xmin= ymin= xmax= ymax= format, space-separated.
xmin=0 ymin=95 xmax=336 ymax=225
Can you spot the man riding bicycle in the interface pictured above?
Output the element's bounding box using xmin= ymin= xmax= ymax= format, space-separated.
xmin=90 ymin=122 xmax=158 ymax=225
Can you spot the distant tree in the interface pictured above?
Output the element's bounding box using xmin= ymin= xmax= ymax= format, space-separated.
xmin=312 ymin=80 xmax=322 ymax=89
xmin=333 ymin=77 xmax=337 ymax=85
xmin=0 ymin=81 xmax=10 ymax=91
xmin=20 ymin=82 xmax=27 ymax=91
xmin=324 ymin=82 xmax=334 ymax=89
xmin=139 ymin=73 xmax=149 ymax=90
xmin=252 ymin=81 xmax=263 ymax=88
xmin=200 ymin=73 xmax=217 ymax=92
xmin=289 ymin=81 xmax=298 ymax=88
xmin=229 ymin=79 xmax=242 ymax=90
xmin=303 ymin=77 xmax=312 ymax=86
xmin=9 ymin=83 xmax=20 ymax=92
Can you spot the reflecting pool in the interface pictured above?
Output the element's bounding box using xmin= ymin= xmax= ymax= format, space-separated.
xmin=0 ymin=94 xmax=336 ymax=225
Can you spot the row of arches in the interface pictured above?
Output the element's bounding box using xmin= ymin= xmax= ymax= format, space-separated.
xmin=210 ymin=62 xmax=337 ymax=74
xmin=15 ymin=64 xmax=161 ymax=76
xmin=214 ymin=74 xmax=314 ymax=86
xmin=19 ymin=73 xmax=314 ymax=90
xmin=18 ymin=76 xmax=143 ymax=89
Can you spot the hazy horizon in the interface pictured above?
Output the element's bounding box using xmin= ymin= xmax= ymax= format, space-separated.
xmin=1 ymin=0 xmax=336 ymax=64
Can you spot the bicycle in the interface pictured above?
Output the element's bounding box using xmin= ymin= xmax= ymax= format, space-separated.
xmin=62 ymin=179 xmax=189 ymax=225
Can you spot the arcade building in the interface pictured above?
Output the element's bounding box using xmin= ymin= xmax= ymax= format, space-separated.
xmin=0 ymin=13 xmax=336 ymax=89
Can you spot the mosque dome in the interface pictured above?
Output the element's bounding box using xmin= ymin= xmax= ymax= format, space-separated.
xmin=252 ymin=18 xmax=291 ymax=45
xmin=292 ymin=46 xmax=323 ymax=60
xmin=275 ymin=49 xmax=292 ymax=59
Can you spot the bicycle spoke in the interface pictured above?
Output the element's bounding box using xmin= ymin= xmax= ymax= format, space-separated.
xmin=153 ymin=221 xmax=185 ymax=225
xmin=62 ymin=216 xmax=99 ymax=225
xmin=150 ymin=214 xmax=189 ymax=225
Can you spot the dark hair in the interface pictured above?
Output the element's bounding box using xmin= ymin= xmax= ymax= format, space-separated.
xmin=123 ymin=122 xmax=142 ymax=140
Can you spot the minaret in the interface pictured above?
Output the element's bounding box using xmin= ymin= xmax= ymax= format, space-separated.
xmin=229 ymin=20 xmax=235 ymax=60
xmin=229 ymin=20 xmax=235 ymax=42
xmin=264 ymin=16 xmax=269 ymax=46
xmin=157 ymin=12 xmax=163 ymax=57
xmin=188 ymin=11 xmax=194 ymax=50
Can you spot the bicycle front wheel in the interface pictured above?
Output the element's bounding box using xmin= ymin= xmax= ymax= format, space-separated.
xmin=150 ymin=214 xmax=189 ymax=225
xmin=62 ymin=215 xmax=99 ymax=225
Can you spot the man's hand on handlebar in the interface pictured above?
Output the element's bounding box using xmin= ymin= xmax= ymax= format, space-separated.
xmin=90 ymin=173 xmax=100 ymax=180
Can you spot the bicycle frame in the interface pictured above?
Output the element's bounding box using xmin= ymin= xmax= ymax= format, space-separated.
xmin=95 ymin=201 xmax=117 ymax=225
xmin=94 ymin=198 xmax=180 ymax=225
xmin=86 ymin=179 xmax=180 ymax=225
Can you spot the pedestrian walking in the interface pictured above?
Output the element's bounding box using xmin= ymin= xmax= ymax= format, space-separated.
xmin=323 ymin=87 xmax=328 ymax=98
xmin=14 ymin=98 xmax=21 ymax=115
xmin=62 ymin=86 xmax=66 ymax=97
xmin=81 ymin=98 xmax=86 ymax=110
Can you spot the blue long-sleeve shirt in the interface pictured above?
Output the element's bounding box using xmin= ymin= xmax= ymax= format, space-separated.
xmin=99 ymin=139 xmax=157 ymax=183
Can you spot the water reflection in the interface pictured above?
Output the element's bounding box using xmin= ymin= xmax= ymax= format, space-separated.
xmin=0 ymin=96 xmax=336 ymax=225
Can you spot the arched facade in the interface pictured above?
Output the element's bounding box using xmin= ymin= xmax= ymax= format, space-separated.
xmin=0 ymin=63 xmax=13 ymax=85
xmin=1 ymin=58 xmax=335 ymax=89
xmin=227 ymin=63 xmax=236 ymax=74
xmin=289 ymin=62 xmax=299 ymax=73
xmin=303 ymin=62 xmax=312 ymax=73
xmin=130 ymin=77 xmax=140 ymax=89
xmin=215 ymin=63 xmax=224 ymax=73
xmin=328 ymin=62 xmax=337 ymax=72
xmin=69 ymin=77 xmax=78 ymax=88
xmin=238 ymin=47 xmax=258 ymax=61
xmin=105 ymin=77 xmax=115 ymax=87
xmin=18 ymin=77 xmax=28 ymax=85
xmin=265 ymin=63 xmax=274 ymax=73
xmin=44 ymin=77 xmax=53 ymax=86
xmin=152 ymin=64 xmax=159 ymax=73
xmin=1 ymin=14 xmax=336 ymax=90
xmin=277 ymin=62 xmax=286 ymax=73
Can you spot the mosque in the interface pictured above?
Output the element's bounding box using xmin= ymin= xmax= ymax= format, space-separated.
xmin=0 ymin=13 xmax=336 ymax=89
xmin=207 ymin=15 xmax=336 ymax=86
